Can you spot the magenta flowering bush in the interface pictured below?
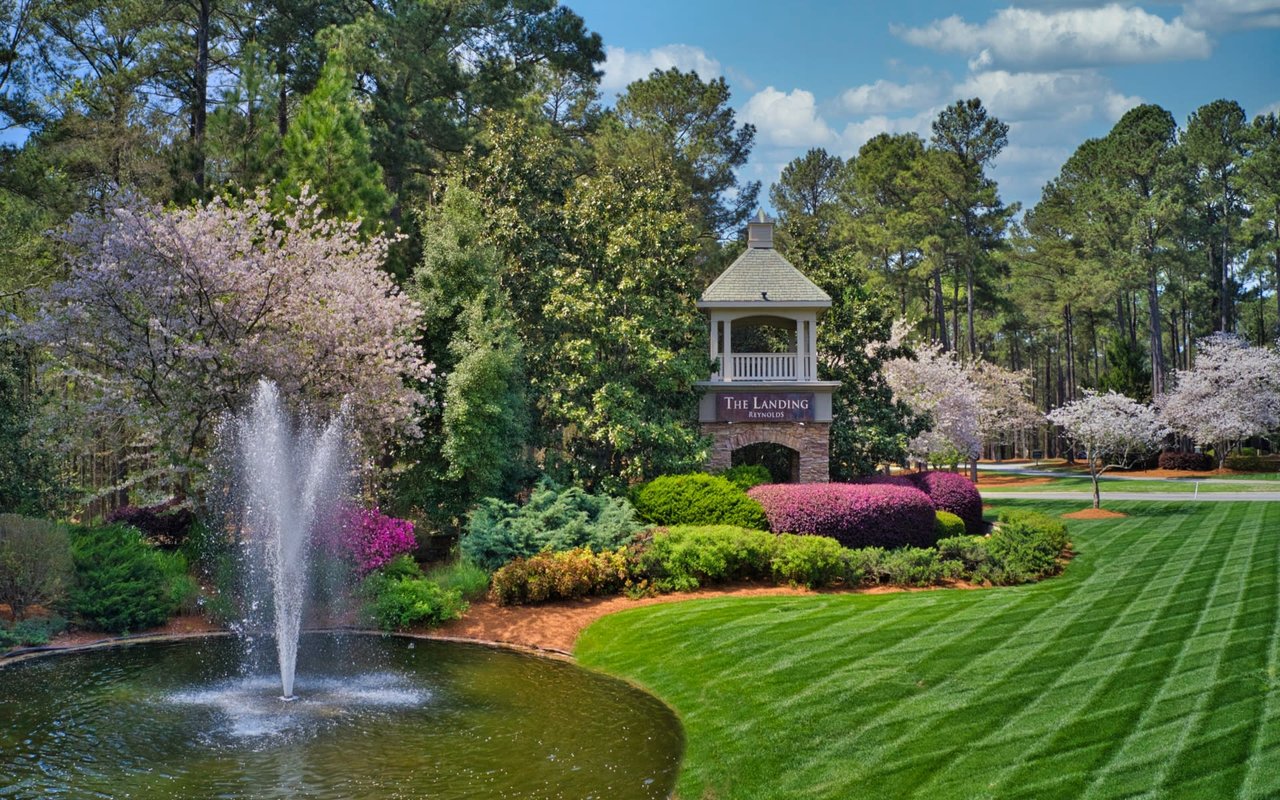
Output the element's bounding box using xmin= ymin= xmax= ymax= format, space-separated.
xmin=905 ymin=472 xmax=983 ymax=535
xmin=747 ymin=483 xmax=938 ymax=549
xmin=340 ymin=507 xmax=418 ymax=574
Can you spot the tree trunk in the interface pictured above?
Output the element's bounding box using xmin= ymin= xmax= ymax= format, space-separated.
xmin=1147 ymin=264 xmax=1165 ymax=397
xmin=933 ymin=268 xmax=949 ymax=351
xmin=192 ymin=0 xmax=211 ymax=197
xmin=966 ymin=262 xmax=976 ymax=359
xmin=1091 ymin=464 xmax=1101 ymax=509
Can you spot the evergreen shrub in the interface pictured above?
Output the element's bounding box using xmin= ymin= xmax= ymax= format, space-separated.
xmin=1158 ymin=450 xmax=1213 ymax=471
xmin=935 ymin=510 xmax=967 ymax=538
xmin=0 ymin=614 xmax=67 ymax=648
xmin=1224 ymin=452 xmax=1269 ymax=472
xmin=989 ymin=510 xmax=1070 ymax=583
xmin=771 ymin=533 xmax=846 ymax=588
xmin=637 ymin=525 xmax=776 ymax=591
xmin=718 ymin=464 xmax=773 ymax=491
xmin=360 ymin=554 xmax=466 ymax=630
xmin=905 ymin=472 xmax=984 ymax=534
xmin=632 ymin=473 xmax=769 ymax=529
xmin=69 ymin=524 xmax=195 ymax=633
xmin=462 ymin=479 xmax=641 ymax=571
xmin=748 ymin=482 xmax=938 ymax=549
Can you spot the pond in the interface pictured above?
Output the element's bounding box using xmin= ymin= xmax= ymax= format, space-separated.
xmin=0 ymin=633 xmax=682 ymax=799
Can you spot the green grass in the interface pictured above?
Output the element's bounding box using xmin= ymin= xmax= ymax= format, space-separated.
xmin=984 ymin=476 xmax=1280 ymax=493
xmin=576 ymin=500 xmax=1280 ymax=799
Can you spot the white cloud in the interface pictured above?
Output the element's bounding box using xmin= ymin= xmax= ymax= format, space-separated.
xmin=740 ymin=87 xmax=835 ymax=147
xmin=837 ymin=79 xmax=942 ymax=114
xmin=1260 ymin=99 xmax=1280 ymax=116
xmin=1182 ymin=0 xmax=1280 ymax=30
xmin=955 ymin=70 xmax=1142 ymax=123
xmin=599 ymin=45 xmax=722 ymax=92
xmin=893 ymin=6 xmax=1212 ymax=69
xmin=836 ymin=109 xmax=939 ymax=156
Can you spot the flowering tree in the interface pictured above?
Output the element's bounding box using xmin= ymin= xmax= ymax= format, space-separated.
xmin=1159 ymin=333 xmax=1280 ymax=468
xmin=24 ymin=189 xmax=431 ymax=486
xmin=882 ymin=329 xmax=982 ymax=471
xmin=1047 ymin=390 xmax=1168 ymax=508
xmin=972 ymin=361 xmax=1042 ymax=460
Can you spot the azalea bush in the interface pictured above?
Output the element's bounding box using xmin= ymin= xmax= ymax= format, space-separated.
xmin=341 ymin=507 xmax=418 ymax=574
xmin=1157 ymin=450 xmax=1213 ymax=471
xmin=748 ymin=482 xmax=938 ymax=549
xmin=105 ymin=500 xmax=195 ymax=549
xmin=908 ymin=471 xmax=984 ymax=534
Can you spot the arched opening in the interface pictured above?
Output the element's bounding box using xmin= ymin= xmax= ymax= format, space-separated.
xmin=732 ymin=441 xmax=800 ymax=483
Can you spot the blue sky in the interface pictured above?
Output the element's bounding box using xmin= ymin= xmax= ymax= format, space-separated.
xmin=569 ymin=0 xmax=1280 ymax=212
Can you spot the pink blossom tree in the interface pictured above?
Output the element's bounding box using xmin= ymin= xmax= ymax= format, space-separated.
xmin=972 ymin=361 xmax=1041 ymax=460
xmin=24 ymin=189 xmax=431 ymax=486
xmin=1047 ymin=390 xmax=1168 ymax=508
xmin=1159 ymin=333 xmax=1280 ymax=468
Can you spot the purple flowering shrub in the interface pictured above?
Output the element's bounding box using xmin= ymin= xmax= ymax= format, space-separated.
xmin=747 ymin=483 xmax=938 ymax=549
xmin=906 ymin=472 xmax=983 ymax=535
xmin=105 ymin=499 xmax=195 ymax=548
xmin=337 ymin=507 xmax=418 ymax=574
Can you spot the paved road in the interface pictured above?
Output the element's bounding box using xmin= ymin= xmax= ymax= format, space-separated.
xmin=977 ymin=462 xmax=1278 ymax=486
xmin=982 ymin=491 xmax=1280 ymax=502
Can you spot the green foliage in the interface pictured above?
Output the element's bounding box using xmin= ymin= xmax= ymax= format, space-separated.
xmin=68 ymin=524 xmax=193 ymax=633
xmin=0 ymin=344 xmax=60 ymax=515
xmin=718 ymin=464 xmax=772 ymax=491
xmin=461 ymin=479 xmax=641 ymax=571
xmin=1224 ymin=452 xmax=1270 ymax=472
xmin=771 ymin=534 xmax=846 ymax=588
xmin=489 ymin=547 xmax=630 ymax=606
xmin=880 ymin=547 xmax=947 ymax=587
xmin=1098 ymin=337 xmax=1152 ymax=403
xmin=276 ymin=59 xmax=390 ymax=231
xmin=424 ymin=557 xmax=491 ymax=601
xmin=632 ymin=474 xmax=769 ymax=530
xmin=637 ymin=525 xmax=777 ymax=592
xmin=0 ymin=614 xmax=67 ymax=649
xmin=178 ymin=521 xmax=241 ymax=624
xmin=990 ymin=510 xmax=1071 ymax=583
xmin=360 ymin=558 xmax=468 ymax=631
xmin=934 ymin=510 xmax=967 ymax=539
xmin=0 ymin=514 xmax=73 ymax=620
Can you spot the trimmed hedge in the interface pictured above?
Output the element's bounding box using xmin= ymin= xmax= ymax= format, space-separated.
xmin=718 ymin=465 xmax=772 ymax=491
xmin=636 ymin=525 xmax=777 ymax=592
xmin=632 ymin=474 xmax=769 ymax=530
xmin=935 ymin=510 xmax=967 ymax=538
xmin=1158 ymin=450 xmax=1213 ymax=471
xmin=748 ymin=482 xmax=938 ymax=549
xmin=1224 ymin=452 xmax=1272 ymax=472
xmin=907 ymin=472 xmax=984 ymax=535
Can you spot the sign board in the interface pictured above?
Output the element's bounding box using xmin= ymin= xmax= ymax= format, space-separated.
xmin=715 ymin=392 xmax=815 ymax=422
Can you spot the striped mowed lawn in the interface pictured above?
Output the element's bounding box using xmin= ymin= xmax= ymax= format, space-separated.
xmin=576 ymin=500 xmax=1280 ymax=799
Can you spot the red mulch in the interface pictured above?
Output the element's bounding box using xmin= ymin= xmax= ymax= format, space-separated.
xmin=1061 ymin=508 xmax=1129 ymax=519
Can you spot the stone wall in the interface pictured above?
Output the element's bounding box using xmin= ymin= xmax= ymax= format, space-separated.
xmin=702 ymin=421 xmax=830 ymax=483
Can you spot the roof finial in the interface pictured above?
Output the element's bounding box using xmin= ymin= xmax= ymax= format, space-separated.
xmin=754 ymin=208 xmax=768 ymax=223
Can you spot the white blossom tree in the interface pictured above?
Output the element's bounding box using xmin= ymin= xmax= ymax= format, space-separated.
xmin=1047 ymin=390 xmax=1169 ymax=508
xmin=1159 ymin=333 xmax=1280 ymax=468
xmin=883 ymin=331 xmax=982 ymax=474
xmin=972 ymin=361 xmax=1042 ymax=460
xmin=24 ymin=189 xmax=432 ymax=490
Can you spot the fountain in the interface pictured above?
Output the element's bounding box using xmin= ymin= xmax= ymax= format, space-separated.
xmin=225 ymin=379 xmax=351 ymax=700
xmin=0 ymin=379 xmax=683 ymax=798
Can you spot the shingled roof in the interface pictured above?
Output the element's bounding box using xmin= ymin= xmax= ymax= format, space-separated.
xmin=699 ymin=214 xmax=830 ymax=306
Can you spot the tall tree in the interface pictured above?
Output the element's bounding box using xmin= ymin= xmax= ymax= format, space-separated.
xmin=770 ymin=147 xmax=845 ymax=273
xmin=1242 ymin=112 xmax=1280 ymax=343
xmin=1182 ymin=99 xmax=1250 ymax=332
xmin=613 ymin=68 xmax=758 ymax=238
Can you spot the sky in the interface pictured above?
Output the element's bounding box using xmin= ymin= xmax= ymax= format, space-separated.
xmin=568 ymin=0 xmax=1280 ymax=213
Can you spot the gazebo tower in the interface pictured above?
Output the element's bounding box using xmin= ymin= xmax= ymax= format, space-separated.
xmin=696 ymin=212 xmax=840 ymax=482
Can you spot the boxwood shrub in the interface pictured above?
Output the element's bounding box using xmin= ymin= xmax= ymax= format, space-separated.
xmin=935 ymin=510 xmax=967 ymax=538
xmin=632 ymin=474 xmax=769 ymax=530
xmin=360 ymin=554 xmax=467 ymax=630
xmin=1158 ymin=450 xmax=1213 ymax=471
xmin=637 ymin=525 xmax=777 ymax=591
xmin=718 ymin=464 xmax=772 ymax=491
xmin=748 ymin=482 xmax=938 ymax=549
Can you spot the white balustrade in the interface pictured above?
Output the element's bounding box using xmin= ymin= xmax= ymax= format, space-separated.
xmin=730 ymin=352 xmax=798 ymax=381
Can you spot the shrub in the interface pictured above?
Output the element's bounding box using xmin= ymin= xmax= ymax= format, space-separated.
xmin=69 ymin=524 xmax=192 ymax=633
xmin=105 ymin=500 xmax=195 ymax=548
xmin=905 ymin=472 xmax=983 ymax=535
xmin=771 ymin=534 xmax=846 ymax=588
xmin=489 ymin=548 xmax=630 ymax=605
xmin=935 ymin=510 xmax=967 ymax=539
xmin=636 ymin=525 xmax=777 ymax=592
xmin=841 ymin=547 xmax=889 ymax=587
xmin=718 ymin=464 xmax=773 ymax=491
xmin=632 ymin=473 xmax=769 ymax=529
xmin=425 ymin=558 xmax=491 ymax=601
xmin=340 ymin=507 xmax=417 ymax=574
xmin=881 ymin=547 xmax=946 ymax=587
xmin=749 ymin=483 xmax=938 ymax=549
xmin=0 ymin=614 xmax=67 ymax=649
xmin=1157 ymin=450 xmax=1213 ymax=471
xmin=0 ymin=514 xmax=73 ymax=620
xmin=462 ymin=478 xmax=641 ymax=571
xmin=1225 ymin=452 xmax=1269 ymax=472
xmin=989 ymin=510 xmax=1070 ymax=583
xmin=360 ymin=558 xmax=467 ymax=630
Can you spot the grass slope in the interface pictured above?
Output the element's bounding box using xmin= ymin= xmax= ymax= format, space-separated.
xmin=576 ymin=501 xmax=1280 ymax=799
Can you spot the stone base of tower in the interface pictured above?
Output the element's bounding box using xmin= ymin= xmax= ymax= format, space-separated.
xmin=702 ymin=421 xmax=830 ymax=483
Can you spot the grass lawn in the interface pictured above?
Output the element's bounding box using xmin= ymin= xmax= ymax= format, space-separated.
xmin=983 ymin=476 xmax=1280 ymax=493
xmin=576 ymin=500 xmax=1280 ymax=799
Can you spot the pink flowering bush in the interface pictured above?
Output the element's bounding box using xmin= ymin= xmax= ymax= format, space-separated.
xmin=340 ymin=507 xmax=418 ymax=574
xmin=748 ymin=483 xmax=938 ymax=549
xmin=906 ymin=472 xmax=984 ymax=535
